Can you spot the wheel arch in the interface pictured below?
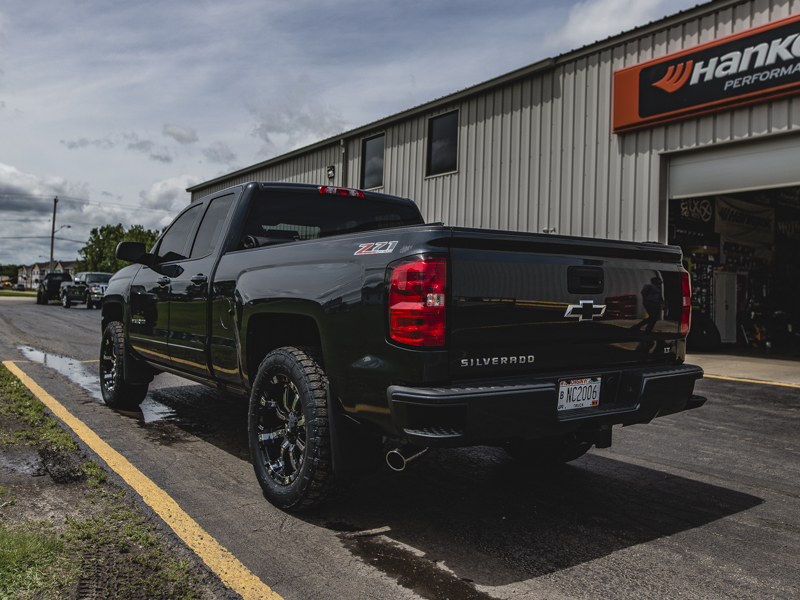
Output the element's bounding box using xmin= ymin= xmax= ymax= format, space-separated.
xmin=244 ymin=309 xmax=324 ymax=386
xmin=101 ymin=296 xmax=125 ymax=332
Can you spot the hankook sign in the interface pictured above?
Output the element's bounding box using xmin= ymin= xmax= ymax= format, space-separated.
xmin=613 ymin=13 xmax=800 ymax=132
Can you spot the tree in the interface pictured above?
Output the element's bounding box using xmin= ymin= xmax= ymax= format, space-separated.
xmin=0 ymin=264 xmax=20 ymax=279
xmin=76 ymin=224 xmax=161 ymax=273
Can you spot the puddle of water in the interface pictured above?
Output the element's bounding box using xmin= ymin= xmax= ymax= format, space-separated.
xmin=17 ymin=346 xmax=176 ymax=424
xmin=20 ymin=346 xmax=103 ymax=401
xmin=0 ymin=446 xmax=44 ymax=479
xmin=139 ymin=397 xmax=177 ymax=422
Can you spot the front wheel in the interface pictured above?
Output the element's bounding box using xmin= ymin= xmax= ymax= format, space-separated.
xmin=99 ymin=322 xmax=148 ymax=410
xmin=62 ymin=293 xmax=71 ymax=308
xmin=85 ymin=293 xmax=94 ymax=309
xmin=248 ymin=347 xmax=335 ymax=511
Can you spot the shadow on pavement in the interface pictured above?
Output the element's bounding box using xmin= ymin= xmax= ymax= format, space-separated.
xmin=133 ymin=383 xmax=763 ymax=587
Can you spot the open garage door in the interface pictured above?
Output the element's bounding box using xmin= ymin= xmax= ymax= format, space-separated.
xmin=669 ymin=135 xmax=800 ymax=200
xmin=667 ymin=136 xmax=800 ymax=355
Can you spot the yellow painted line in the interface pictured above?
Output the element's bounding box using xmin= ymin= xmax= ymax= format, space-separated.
xmin=80 ymin=359 xmax=99 ymax=363
xmin=3 ymin=360 xmax=282 ymax=600
xmin=704 ymin=373 xmax=800 ymax=389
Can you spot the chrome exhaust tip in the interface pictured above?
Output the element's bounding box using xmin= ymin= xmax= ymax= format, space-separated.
xmin=386 ymin=445 xmax=428 ymax=472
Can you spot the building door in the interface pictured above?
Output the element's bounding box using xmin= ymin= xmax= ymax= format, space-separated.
xmin=713 ymin=271 xmax=737 ymax=344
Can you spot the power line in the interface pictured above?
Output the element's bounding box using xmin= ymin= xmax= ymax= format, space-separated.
xmin=0 ymin=193 xmax=176 ymax=213
xmin=0 ymin=236 xmax=86 ymax=243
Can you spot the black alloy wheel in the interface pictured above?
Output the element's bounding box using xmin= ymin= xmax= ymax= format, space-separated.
xmin=99 ymin=321 xmax=148 ymax=410
xmin=248 ymin=347 xmax=334 ymax=511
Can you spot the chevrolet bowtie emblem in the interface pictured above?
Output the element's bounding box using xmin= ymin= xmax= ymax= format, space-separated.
xmin=564 ymin=300 xmax=606 ymax=321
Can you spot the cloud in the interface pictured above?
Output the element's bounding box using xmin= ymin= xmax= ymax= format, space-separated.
xmin=546 ymin=0 xmax=667 ymax=48
xmin=139 ymin=174 xmax=201 ymax=213
xmin=61 ymin=136 xmax=115 ymax=150
xmin=247 ymin=75 xmax=347 ymax=157
xmin=202 ymin=142 xmax=237 ymax=165
xmin=61 ymin=132 xmax=173 ymax=163
xmin=0 ymin=162 xmax=89 ymax=214
xmin=163 ymin=124 xmax=198 ymax=144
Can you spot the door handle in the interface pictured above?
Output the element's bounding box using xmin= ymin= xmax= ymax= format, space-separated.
xmin=190 ymin=274 xmax=208 ymax=284
xmin=157 ymin=277 xmax=171 ymax=286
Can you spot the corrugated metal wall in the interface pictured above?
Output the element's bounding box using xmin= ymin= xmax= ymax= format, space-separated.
xmin=192 ymin=0 xmax=800 ymax=244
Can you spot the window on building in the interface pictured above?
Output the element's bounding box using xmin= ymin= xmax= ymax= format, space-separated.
xmin=361 ymin=134 xmax=385 ymax=189
xmin=426 ymin=111 xmax=458 ymax=177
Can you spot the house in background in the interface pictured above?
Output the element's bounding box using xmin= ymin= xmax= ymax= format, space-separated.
xmin=17 ymin=260 xmax=76 ymax=289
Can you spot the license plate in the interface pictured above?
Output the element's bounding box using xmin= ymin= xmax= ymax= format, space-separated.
xmin=557 ymin=377 xmax=601 ymax=411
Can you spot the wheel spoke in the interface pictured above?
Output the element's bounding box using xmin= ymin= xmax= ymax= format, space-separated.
xmin=287 ymin=445 xmax=298 ymax=470
xmin=260 ymin=428 xmax=286 ymax=442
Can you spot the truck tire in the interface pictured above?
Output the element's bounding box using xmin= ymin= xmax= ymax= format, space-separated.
xmin=85 ymin=293 xmax=93 ymax=309
xmin=36 ymin=292 xmax=42 ymax=305
xmin=248 ymin=346 xmax=335 ymax=511
xmin=504 ymin=433 xmax=592 ymax=466
xmin=99 ymin=322 xmax=148 ymax=410
xmin=62 ymin=293 xmax=71 ymax=308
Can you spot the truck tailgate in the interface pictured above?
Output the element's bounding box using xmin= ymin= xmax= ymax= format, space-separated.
xmin=447 ymin=229 xmax=686 ymax=380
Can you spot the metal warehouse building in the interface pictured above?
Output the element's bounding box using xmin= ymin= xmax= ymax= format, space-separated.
xmin=189 ymin=0 xmax=800 ymax=351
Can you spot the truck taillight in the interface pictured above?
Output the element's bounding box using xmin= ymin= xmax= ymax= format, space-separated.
xmin=680 ymin=269 xmax=692 ymax=337
xmin=388 ymin=257 xmax=446 ymax=347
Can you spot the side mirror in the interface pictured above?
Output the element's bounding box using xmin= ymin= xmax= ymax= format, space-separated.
xmin=116 ymin=241 xmax=152 ymax=265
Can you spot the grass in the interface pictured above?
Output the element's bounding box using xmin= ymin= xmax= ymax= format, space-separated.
xmin=0 ymin=364 xmax=77 ymax=452
xmin=0 ymin=522 xmax=72 ymax=600
xmin=0 ymin=291 xmax=35 ymax=297
xmin=0 ymin=364 xmax=205 ymax=599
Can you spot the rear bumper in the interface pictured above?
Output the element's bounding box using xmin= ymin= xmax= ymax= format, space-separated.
xmin=387 ymin=363 xmax=705 ymax=447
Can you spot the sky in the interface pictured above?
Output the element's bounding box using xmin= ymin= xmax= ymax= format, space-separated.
xmin=0 ymin=0 xmax=703 ymax=267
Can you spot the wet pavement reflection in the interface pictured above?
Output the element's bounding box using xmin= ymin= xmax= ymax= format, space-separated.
xmin=18 ymin=345 xmax=250 ymax=460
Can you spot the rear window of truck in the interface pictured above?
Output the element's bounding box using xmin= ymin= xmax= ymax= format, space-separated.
xmin=237 ymin=190 xmax=423 ymax=247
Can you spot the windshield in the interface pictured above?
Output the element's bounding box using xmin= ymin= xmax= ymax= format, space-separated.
xmin=49 ymin=274 xmax=71 ymax=281
xmin=86 ymin=274 xmax=112 ymax=283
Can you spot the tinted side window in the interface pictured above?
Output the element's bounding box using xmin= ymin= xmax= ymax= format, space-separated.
xmin=190 ymin=194 xmax=235 ymax=258
xmin=426 ymin=110 xmax=459 ymax=176
xmin=156 ymin=204 xmax=202 ymax=262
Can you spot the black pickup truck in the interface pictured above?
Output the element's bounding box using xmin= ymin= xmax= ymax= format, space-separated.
xmin=101 ymin=182 xmax=704 ymax=511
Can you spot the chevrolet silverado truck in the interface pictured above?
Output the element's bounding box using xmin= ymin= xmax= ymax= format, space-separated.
xmin=60 ymin=272 xmax=112 ymax=309
xmin=100 ymin=182 xmax=705 ymax=511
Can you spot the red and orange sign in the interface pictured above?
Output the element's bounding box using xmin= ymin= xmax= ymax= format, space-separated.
xmin=613 ymin=12 xmax=800 ymax=133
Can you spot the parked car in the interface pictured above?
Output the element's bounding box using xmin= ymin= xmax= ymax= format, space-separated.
xmin=36 ymin=273 xmax=72 ymax=304
xmin=14 ymin=283 xmax=25 ymax=291
xmin=61 ymin=272 xmax=113 ymax=309
xmin=102 ymin=181 xmax=705 ymax=512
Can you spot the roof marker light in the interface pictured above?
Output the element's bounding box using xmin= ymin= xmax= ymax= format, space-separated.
xmin=318 ymin=186 xmax=365 ymax=198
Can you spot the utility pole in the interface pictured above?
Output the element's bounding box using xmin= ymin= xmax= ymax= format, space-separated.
xmin=49 ymin=196 xmax=58 ymax=275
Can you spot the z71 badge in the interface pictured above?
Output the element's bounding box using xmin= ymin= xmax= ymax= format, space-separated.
xmin=354 ymin=241 xmax=398 ymax=255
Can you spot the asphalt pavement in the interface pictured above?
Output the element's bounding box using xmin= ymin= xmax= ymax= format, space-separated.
xmin=1 ymin=295 xmax=798 ymax=600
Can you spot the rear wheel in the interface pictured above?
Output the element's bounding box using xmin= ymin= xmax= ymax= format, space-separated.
xmin=248 ymin=347 xmax=335 ymax=511
xmin=99 ymin=322 xmax=148 ymax=410
xmin=504 ymin=433 xmax=592 ymax=466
